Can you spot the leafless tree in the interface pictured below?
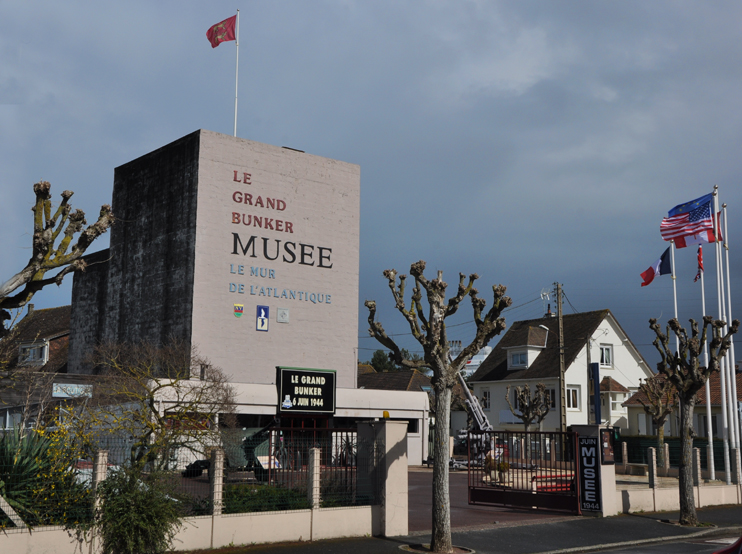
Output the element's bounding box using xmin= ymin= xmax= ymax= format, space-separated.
xmin=649 ymin=316 xmax=738 ymax=526
xmin=505 ymin=383 xmax=551 ymax=434
xmin=636 ymin=374 xmax=676 ymax=468
xmin=82 ymin=339 xmax=237 ymax=471
xmin=0 ymin=181 xmax=113 ymax=340
xmin=365 ymin=261 xmax=510 ymax=553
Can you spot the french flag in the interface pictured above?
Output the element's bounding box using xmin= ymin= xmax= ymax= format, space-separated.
xmin=640 ymin=247 xmax=672 ymax=287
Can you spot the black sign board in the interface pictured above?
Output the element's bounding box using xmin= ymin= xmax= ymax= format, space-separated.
xmin=276 ymin=367 xmax=336 ymax=415
xmin=578 ymin=436 xmax=602 ymax=512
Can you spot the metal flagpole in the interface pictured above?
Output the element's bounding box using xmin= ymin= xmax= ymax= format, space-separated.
xmin=713 ymin=187 xmax=732 ymax=483
xmin=722 ymin=204 xmax=740 ymax=448
xmin=671 ymin=241 xmax=679 ymax=352
xmin=233 ymin=9 xmax=240 ymax=137
xmin=700 ymin=248 xmax=716 ymax=480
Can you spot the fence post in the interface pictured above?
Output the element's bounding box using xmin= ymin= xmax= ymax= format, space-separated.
xmin=210 ymin=448 xmax=224 ymax=516
xmin=621 ymin=442 xmax=628 ymax=474
xmin=648 ymin=447 xmax=657 ymax=489
xmin=692 ymin=448 xmax=702 ymax=487
xmin=662 ymin=443 xmax=670 ymax=476
xmin=308 ymin=447 xmax=321 ymax=508
xmin=731 ymin=448 xmax=741 ymax=485
xmin=89 ymin=450 xmax=109 ymax=554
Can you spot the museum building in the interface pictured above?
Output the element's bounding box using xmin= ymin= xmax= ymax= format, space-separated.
xmin=67 ymin=130 xmax=429 ymax=464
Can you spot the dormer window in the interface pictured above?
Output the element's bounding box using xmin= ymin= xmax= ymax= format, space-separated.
xmin=18 ymin=342 xmax=49 ymax=366
xmin=511 ymin=351 xmax=527 ymax=367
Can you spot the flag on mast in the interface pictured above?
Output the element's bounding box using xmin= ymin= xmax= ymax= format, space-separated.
xmin=207 ymin=15 xmax=237 ymax=48
xmin=641 ymin=247 xmax=672 ymax=287
xmin=660 ymin=193 xmax=721 ymax=248
xmin=694 ymin=245 xmax=703 ymax=282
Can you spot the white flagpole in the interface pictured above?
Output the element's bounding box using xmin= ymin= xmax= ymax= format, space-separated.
xmin=700 ymin=248 xmax=716 ymax=480
xmin=713 ymin=187 xmax=732 ymax=483
xmin=233 ymin=9 xmax=240 ymax=137
xmin=722 ymin=204 xmax=740 ymax=448
xmin=671 ymin=241 xmax=679 ymax=352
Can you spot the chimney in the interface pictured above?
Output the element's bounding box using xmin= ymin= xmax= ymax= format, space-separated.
xmin=544 ymin=303 xmax=555 ymax=318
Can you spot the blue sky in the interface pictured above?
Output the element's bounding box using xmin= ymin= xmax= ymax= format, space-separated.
xmin=2 ymin=1 xmax=742 ymax=365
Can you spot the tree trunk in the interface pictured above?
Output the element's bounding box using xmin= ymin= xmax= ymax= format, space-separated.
xmin=678 ymin=397 xmax=698 ymax=525
xmin=657 ymin=423 xmax=665 ymax=469
xmin=431 ymin=386 xmax=453 ymax=553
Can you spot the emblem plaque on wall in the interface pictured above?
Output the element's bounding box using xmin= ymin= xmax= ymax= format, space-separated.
xmin=256 ymin=305 xmax=269 ymax=331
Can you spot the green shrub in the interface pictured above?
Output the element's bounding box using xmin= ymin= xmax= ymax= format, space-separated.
xmin=88 ymin=467 xmax=182 ymax=554
xmin=223 ymin=484 xmax=309 ymax=514
xmin=0 ymin=428 xmax=90 ymax=529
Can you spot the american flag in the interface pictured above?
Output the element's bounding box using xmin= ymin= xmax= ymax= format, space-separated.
xmin=660 ymin=194 xmax=719 ymax=249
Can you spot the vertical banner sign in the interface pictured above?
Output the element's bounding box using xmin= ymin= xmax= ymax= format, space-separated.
xmin=578 ymin=436 xmax=602 ymax=512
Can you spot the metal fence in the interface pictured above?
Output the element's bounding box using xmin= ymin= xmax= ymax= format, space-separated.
xmin=0 ymin=427 xmax=382 ymax=532
xmin=468 ymin=430 xmax=579 ymax=513
xmin=222 ymin=428 xmax=380 ymax=513
xmin=615 ymin=436 xmax=727 ymax=471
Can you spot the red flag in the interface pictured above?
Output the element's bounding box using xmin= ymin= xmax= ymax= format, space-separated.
xmin=694 ymin=246 xmax=703 ymax=282
xmin=206 ymin=15 xmax=237 ymax=48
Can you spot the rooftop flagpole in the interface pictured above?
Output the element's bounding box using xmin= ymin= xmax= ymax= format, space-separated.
xmin=234 ymin=9 xmax=240 ymax=137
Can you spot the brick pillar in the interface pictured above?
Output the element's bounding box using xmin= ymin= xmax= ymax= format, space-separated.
xmin=648 ymin=447 xmax=657 ymax=489
xmin=692 ymin=448 xmax=702 ymax=487
xmin=210 ymin=449 xmax=224 ymax=516
xmin=307 ymin=447 xmax=321 ymax=508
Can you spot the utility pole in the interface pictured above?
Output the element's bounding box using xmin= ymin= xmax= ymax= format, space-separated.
xmin=555 ymin=283 xmax=567 ymax=432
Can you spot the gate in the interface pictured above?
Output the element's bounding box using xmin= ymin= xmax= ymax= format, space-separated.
xmin=467 ymin=430 xmax=580 ymax=514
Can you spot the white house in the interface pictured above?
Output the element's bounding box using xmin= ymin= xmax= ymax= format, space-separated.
xmin=623 ymin=371 xmax=742 ymax=438
xmin=469 ymin=309 xmax=653 ymax=432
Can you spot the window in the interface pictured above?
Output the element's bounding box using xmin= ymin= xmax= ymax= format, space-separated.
xmin=611 ymin=393 xmax=624 ymax=412
xmin=566 ymin=386 xmax=580 ymax=410
xmin=481 ymin=388 xmax=490 ymax=410
xmin=511 ymin=351 xmax=527 ymax=367
xmin=18 ymin=343 xmax=48 ymax=366
xmin=698 ymin=414 xmax=718 ymax=439
xmin=600 ymin=345 xmax=613 ymax=367
xmin=547 ymin=389 xmax=556 ymax=409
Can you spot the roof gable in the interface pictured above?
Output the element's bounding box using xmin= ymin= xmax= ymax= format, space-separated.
xmin=470 ymin=310 xmax=611 ymax=382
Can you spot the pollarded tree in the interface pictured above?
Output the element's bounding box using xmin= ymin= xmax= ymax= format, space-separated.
xmin=649 ymin=316 xmax=738 ymax=526
xmin=505 ymin=383 xmax=551 ymax=434
xmin=365 ymin=261 xmax=511 ymax=554
xmin=636 ymin=374 xmax=676 ymax=469
xmin=0 ymin=181 xmax=114 ymax=340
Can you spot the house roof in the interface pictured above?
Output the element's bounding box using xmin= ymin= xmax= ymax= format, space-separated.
xmin=470 ymin=310 xmax=622 ymax=383
xmin=357 ymin=363 xmax=376 ymax=376
xmin=357 ymin=369 xmax=431 ymax=392
xmin=14 ymin=305 xmax=71 ymax=342
xmin=601 ymin=376 xmax=630 ymax=393
xmin=2 ymin=305 xmax=71 ymax=373
xmin=623 ymin=371 xmax=742 ymax=407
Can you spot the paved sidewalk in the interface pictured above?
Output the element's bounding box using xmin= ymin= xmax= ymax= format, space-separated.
xmin=189 ymin=505 xmax=742 ymax=554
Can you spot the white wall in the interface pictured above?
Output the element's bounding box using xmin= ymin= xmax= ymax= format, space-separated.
xmin=192 ymin=131 xmax=361 ymax=388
